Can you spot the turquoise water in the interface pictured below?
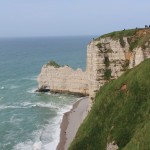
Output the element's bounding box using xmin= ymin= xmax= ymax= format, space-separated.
xmin=0 ymin=36 xmax=92 ymax=150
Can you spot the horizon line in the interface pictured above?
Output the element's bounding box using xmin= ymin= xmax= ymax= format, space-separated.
xmin=0 ymin=34 xmax=99 ymax=39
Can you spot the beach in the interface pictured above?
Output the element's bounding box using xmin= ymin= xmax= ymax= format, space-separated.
xmin=57 ymin=97 xmax=90 ymax=150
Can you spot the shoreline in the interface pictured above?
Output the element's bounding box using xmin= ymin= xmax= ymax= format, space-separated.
xmin=57 ymin=97 xmax=90 ymax=150
xmin=36 ymin=88 xmax=89 ymax=97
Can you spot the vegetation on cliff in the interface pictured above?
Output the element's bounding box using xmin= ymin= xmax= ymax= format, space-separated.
xmin=46 ymin=60 xmax=60 ymax=68
xmin=69 ymin=59 xmax=150 ymax=150
xmin=100 ymin=29 xmax=136 ymax=39
xmin=104 ymin=56 xmax=111 ymax=80
xmin=96 ymin=28 xmax=150 ymax=51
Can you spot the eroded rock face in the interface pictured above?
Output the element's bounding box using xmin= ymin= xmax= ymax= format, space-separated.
xmin=87 ymin=38 xmax=127 ymax=98
xmin=87 ymin=37 xmax=150 ymax=98
xmin=37 ymin=65 xmax=89 ymax=96
xmin=37 ymin=35 xmax=150 ymax=98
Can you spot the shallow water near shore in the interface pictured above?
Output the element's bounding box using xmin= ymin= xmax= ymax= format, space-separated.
xmin=0 ymin=36 xmax=92 ymax=150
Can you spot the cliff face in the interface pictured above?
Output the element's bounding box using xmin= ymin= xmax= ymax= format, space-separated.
xmin=38 ymin=65 xmax=89 ymax=96
xmin=87 ymin=41 xmax=145 ymax=98
xmin=87 ymin=29 xmax=150 ymax=98
xmin=37 ymin=29 xmax=150 ymax=98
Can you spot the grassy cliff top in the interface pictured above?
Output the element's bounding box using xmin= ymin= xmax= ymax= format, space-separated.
xmin=100 ymin=29 xmax=136 ymax=39
xmin=96 ymin=28 xmax=150 ymax=39
xmin=69 ymin=59 xmax=150 ymax=150
xmin=46 ymin=60 xmax=60 ymax=68
xmin=96 ymin=28 xmax=150 ymax=51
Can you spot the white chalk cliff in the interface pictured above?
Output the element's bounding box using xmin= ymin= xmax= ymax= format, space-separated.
xmin=38 ymin=65 xmax=89 ymax=96
xmin=37 ymin=29 xmax=150 ymax=98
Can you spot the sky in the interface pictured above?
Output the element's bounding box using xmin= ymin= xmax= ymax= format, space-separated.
xmin=0 ymin=0 xmax=149 ymax=37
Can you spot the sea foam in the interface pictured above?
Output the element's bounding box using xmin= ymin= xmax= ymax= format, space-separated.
xmin=0 ymin=86 xmax=4 ymax=90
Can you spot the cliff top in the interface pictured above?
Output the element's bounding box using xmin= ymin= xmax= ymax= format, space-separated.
xmin=96 ymin=28 xmax=150 ymax=39
xmin=69 ymin=58 xmax=150 ymax=150
xmin=96 ymin=28 xmax=150 ymax=51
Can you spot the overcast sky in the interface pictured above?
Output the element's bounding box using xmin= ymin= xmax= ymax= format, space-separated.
xmin=0 ymin=0 xmax=149 ymax=37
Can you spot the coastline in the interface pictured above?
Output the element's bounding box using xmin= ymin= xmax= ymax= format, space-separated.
xmin=57 ymin=97 xmax=90 ymax=150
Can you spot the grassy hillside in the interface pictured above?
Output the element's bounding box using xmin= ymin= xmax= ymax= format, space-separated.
xmin=69 ymin=59 xmax=150 ymax=150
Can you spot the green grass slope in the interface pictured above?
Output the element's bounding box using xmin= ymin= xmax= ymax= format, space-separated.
xmin=69 ymin=59 xmax=150 ymax=150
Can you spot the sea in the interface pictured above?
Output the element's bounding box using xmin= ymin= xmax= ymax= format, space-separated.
xmin=0 ymin=36 xmax=93 ymax=150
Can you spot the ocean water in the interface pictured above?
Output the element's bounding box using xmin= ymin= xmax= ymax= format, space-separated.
xmin=0 ymin=36 xmax=93 ymax=150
